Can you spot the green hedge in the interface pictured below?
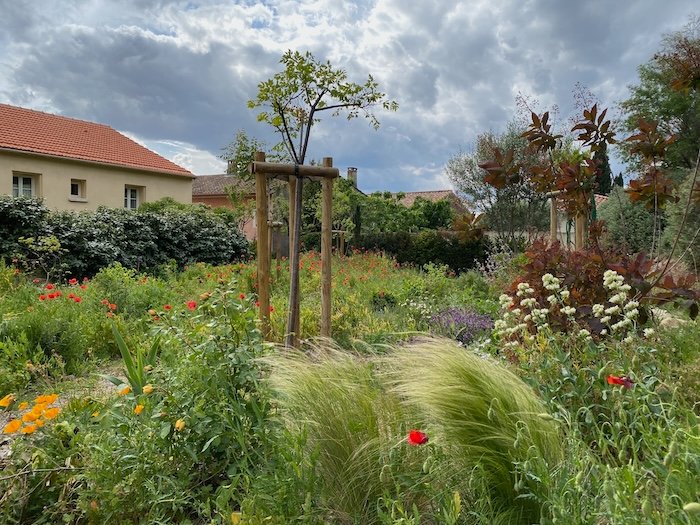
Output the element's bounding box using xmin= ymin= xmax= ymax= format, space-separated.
xmin=0 ymin=196 xmax=250 ymax=277
xmin=352 ymin=231 xmax=489 ymax=273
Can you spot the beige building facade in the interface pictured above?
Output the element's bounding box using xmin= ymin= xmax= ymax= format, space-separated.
xmin=0 ymin=103 xmax=194 ymax=210
xmin=1 ymin=150 xmax=193 ymax=211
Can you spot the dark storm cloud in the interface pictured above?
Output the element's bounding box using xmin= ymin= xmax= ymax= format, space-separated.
xmin=9 ymin=23 xmax=273 ymax=152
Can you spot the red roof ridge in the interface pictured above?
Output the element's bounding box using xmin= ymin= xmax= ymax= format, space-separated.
xmin=0 ymin=103 xmax=193 ymax=177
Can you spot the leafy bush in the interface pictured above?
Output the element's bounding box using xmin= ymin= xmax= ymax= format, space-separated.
xmin=0 ymin=197 xmax=250 ymax=277
xmin=598 ymin=186 xmax=654 ymax=254
xmin=0 ymin=196 xmax=48 ymax=259
xmin=353 ymin=231 xmax=489 ymax=273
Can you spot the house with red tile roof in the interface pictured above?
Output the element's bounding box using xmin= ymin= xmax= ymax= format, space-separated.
xmin=0 ymin=103 xmax=193 ymax=210
xmin=192 ymin=173 xmax=257 ymax=239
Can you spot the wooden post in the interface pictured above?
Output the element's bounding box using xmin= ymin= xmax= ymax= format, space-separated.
xmin=550 ymin=196 xmax=558 ymax=244
xmin=286 ymin=169 xmax=303 ymax=348
xmin=320 ymin=157 xmax=333 ymax=337
xmin=254 ymin=151 xmax=270 ymax=339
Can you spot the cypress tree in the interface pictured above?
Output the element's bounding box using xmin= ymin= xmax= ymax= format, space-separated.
xmin=593 ymin=145 xmax=613 ymax=195
xmin=614 ymin=173 xmax=624 ymax=187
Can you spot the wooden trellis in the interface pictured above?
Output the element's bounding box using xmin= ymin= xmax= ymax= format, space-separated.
xmin=251 ymin=152 xmax=338 ymax=347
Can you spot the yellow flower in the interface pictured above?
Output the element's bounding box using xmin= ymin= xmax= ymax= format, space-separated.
xmin=92 ymin=411 xmax=100 ymax=418
xmin=134 ymin=404 xmax=145 ymax=415
xmin=3 ymin=419 xmax=22 ymax=433
xmin=0 ymin=393 xmax=16 ymax=408
xmin=18 ymin=401 xmax=29 ymax=410
xmin=35 ymin=419 xmax=45 ymax=427
xmin=175 ymin=419 xmax=186 ymax=431
xmin=118 ymin=385 xmax=131 ymax=396
xmin=21 ymin=424 xmax=37 ymax=434
xmin=22 ymin=412 xmax=39 ymax=422
xmin=142 ymin=384 xmax=154 ymax=395
xmin=43 ymin=407 xmax=61 ymax=420
xmin=34 ymin=393 xmax=58 ymax=405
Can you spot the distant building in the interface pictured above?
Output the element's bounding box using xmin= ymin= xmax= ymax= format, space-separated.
xmin=0 ymin=103 xmax=193 ymax=210
xmin=192 ymin=173 xmax=256 ymax=239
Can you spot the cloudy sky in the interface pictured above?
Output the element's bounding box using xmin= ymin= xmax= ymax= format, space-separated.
xmin=0 ymin=1 xmax=696 ymax=193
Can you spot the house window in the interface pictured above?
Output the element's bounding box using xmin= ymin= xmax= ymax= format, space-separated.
xmin=12 ymin=173 xmax=39 ymax=198
xmin=69 ymin=179 xmax=87 ymax=201
xmin=124 ymin=186 xmax=140 ymax=209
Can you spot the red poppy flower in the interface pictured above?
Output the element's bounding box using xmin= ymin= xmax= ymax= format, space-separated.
xmin=607 ymin=375 xmax=634 ymax=389
xmin=47 ymin=293 xmax=56 ymax=299
xmin=100 ymin=299 xmax=110 ymax=305
xmin=80 ymin=285 xmax=87 ymax=290
xmin=39 ymin=295 xmax=46 ymax=301
xmin=269 ymin=306 xmax=274 ymax=312
xmin=68 ymin=293 xmax=75 ymax=299
xmin=239 ymin=293 xmax=246 ymax=300
xmin=407 ymin=430 xmax=429 ymax=446
xmin=164 ymin=304 xmax=172 ymax=311
xmin=109 ymin=303 xmax=117 ymax=310
xmin=73 ymin=297 xmax=82 ymax=303
xmin=54 ymin=290 xmax=62 ymax=297
xmin=45 ymin=284 xmax=54 ymax=290
xmin=68 ymin=278 xmax=78 ymax=285
xmin=186 ymin=301 xmax=197 ymax=311
xmin=106 ymin=311 xmax=114 ymax=318
xmin=255 ymin=301 xmax=260 ymax=307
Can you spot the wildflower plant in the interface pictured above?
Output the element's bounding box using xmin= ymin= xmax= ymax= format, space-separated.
xmin=495 ymin=270 xmax=647 ymax=346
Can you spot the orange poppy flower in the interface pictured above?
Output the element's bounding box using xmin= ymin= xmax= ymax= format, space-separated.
xmin=3 ymin=419 xmax=21 ymax=433
xmin=43 ymin=407 xmax=61 ymax=420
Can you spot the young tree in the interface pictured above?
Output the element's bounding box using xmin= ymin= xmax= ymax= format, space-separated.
xmin=220 ymin=130 xmax=270 ymax=178
xmin=619 ymin=17 xmax=700 ymax=171
xmin=248 ymin=50 xmax=398 ymax=164
xmin=445 ymin=121 xmax=549 ymax=250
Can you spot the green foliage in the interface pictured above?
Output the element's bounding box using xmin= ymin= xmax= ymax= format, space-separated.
xmin=619 ymin=22 xmax=700 ymax=171
xmin=445 ymin=121 xmax=550 ymax=250
xmin=391 ymin=340 xmax=562 ymax=523
xmin=0 ymin=197 xmax=250 ymax=277
xmin=598 ymin=186 xmax=655 ymax=254
xmin=102 ymin=323 xmax=160 ymax=395
xmin=0 ymin=195 xmax=48 ymax=261
xmin=354 ymin=231 xmax=489 ymax=273
xmin=248 ymin=50 xmax=397 ymax=163
xmin=593 ymin=145 xmax=613 ymax=195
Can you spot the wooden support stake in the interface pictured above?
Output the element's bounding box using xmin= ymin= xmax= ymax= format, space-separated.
xmin=320 ymin=157 xmax=333 ymax=337
xmin=286 ymin=170 xmax=303 ymax=348
xmin=254 ymin=151 xmax=270 ymax=339
xmin=550 ymin=196 xmax=558 ymax=244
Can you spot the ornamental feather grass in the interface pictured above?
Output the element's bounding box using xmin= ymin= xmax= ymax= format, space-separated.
xmin=387 ymin=338 xmax=563 ymax=523
xmin=265 ymin=343 xmax=420 ymax=525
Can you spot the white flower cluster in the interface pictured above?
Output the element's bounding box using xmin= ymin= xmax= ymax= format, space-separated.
xmin=494 ymin=274 xmax=588 ymax=343
xmin=591 ymin=270 xmax=648 ymax=341
xmin=493 ymin=269 xmax=655 ymax=347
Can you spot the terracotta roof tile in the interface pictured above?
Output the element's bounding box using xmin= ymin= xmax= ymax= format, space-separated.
xmin=0 ymin=103 xmax=193 ymax=177
xmin=192 ymin=174 xmax=255 ymax=195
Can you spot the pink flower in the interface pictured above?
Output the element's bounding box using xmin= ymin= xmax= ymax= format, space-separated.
xmin=68 ymin=278 xmax=78 ymax=285
xmin=407 ymin=430 xmax=429 ymax=446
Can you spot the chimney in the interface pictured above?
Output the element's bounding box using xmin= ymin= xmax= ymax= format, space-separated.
xmin=347 ymin=167 xmax=358 ymax=188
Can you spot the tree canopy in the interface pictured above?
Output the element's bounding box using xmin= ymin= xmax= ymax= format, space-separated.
xmin=248 ymin=50 xmax=398 ymax=164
